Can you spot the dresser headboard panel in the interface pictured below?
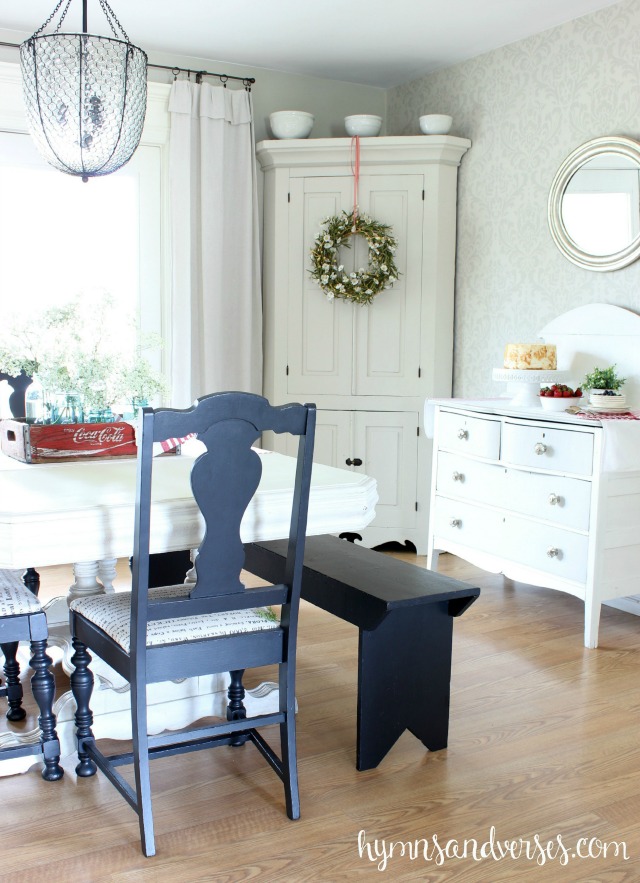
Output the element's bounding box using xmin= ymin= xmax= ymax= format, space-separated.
xmin=539 ymin=304 xmax=640 ymax=406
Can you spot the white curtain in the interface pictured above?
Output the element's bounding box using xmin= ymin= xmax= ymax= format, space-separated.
xmin=168 ymin=80 xmax=262 ymax=407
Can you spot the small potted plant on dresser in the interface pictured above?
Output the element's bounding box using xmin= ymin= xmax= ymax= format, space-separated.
xmin=583 ymin=364 xmax=627 ymax=409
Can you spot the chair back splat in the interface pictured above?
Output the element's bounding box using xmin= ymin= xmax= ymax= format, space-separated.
xmin=0 ymin=369 xmax=32 ymax=420
xmin=69 ymin=392 xmax=315 ymax=857
xmin=0 ymin=370 xmax=40 ymax=593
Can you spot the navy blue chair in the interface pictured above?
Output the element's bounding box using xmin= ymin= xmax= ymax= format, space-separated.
xmin=0 ymin=369 xmax=44 ymax=730
xmin=0 ymin=369 xmax=39 ymax=594
xmin=0 ymin=369 xmax=31 ymax=421
xmin=69 ymin=392 xmax=316 ymax=857
xmin=0 ymin=573 xmax=63 ymax=780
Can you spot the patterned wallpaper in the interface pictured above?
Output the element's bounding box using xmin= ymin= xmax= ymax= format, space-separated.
xmin=389 ymin=0 xmax=640 ymax=397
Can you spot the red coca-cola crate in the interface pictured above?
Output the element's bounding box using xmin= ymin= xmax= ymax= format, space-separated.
xmin=0 ymin=419 xmax=137 ymax=463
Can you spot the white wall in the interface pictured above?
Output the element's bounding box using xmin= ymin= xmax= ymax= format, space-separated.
xmin=388 ymin=0 xmax=640 ymax=397
xmin=0 ymin=30 xmax=386 ymax=144
xmin=148 ymin=50 xmax=386 ymax=143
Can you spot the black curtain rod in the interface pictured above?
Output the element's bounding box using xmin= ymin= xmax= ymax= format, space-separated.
xmin=154 ymin=62 xmax=254 ymax=89
xmin=0 ymin=40 xmax=255 ymax=88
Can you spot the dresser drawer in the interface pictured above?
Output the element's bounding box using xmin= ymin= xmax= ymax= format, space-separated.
xmin=433 ymin=496 xmax=589 ymax=584
xmin=438 ymin=411 xmax=501 ymax=460
xmin=502 ymin=515 xmax=589 ymax=583
xmin=503 ymin=469 xmax=592 ymax=531
xmin=502 ymin=422 xmax=594 ymax=476
xmin=436 ymin=452 xmax=505 ymax=505
xmin=436 ymin=453 xmax=592 ymax=530
xmin=432 ymin=496 xmax=503 ymax=554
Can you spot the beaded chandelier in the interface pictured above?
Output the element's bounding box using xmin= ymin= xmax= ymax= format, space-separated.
xmin=20 ymin=0 xmax=147 ymax=182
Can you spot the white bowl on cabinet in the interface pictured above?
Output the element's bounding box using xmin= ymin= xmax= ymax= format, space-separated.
xmin=269 ymin=111 xmax=314 ymax=139
xmin=344 ymin=114 xmax=382 ymax=136
xmin=419 ymin=114 xmax=452 ymax=135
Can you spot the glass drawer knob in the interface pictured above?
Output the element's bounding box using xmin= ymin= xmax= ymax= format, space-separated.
xmin=452 ymin=471 xmax=464 ymax=482
xmin=457 ymin=428 xmax=468 ymax=440
xmin=450 ymin=518 xmax=462 ymax=528
xmin=534 ymin=442 xmax=547 ymax=455
xmin=547 ymin=547 xmax=560 ymax=558
xmin=548 ymin=493 xmax=561 ymax=505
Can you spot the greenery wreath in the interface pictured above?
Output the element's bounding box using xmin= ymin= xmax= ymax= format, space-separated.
xmin=309 ymin=210 xmax=400 ymax=305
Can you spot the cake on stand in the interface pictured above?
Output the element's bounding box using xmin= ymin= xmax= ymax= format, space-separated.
xmin=492 ymin=368 xmax=569 ymax=408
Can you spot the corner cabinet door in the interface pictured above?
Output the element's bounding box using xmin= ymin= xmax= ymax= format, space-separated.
xmin=286 ymin=177 xmax=353 ymax=396
xmin=353 ymin=411 xmax=419 ymax=531
xmin=312 ymin=410 xmax=352 ymax=468
xmin=354 ymin=175 xmax=424 ymax=396
xmin=312 ymin=410 xmax=419 ymax=532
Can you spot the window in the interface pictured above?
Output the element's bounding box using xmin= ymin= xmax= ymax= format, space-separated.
xmin=0 ymin=130 xmax=164 ymax=413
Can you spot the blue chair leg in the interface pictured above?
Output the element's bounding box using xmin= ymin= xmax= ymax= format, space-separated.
xmin=29 ymin=639 xmax=64 ymax=781
xmin=280 ymin=662 xmax=300 ymax=820
xmin=1 ymin=641 xmax=26 ymax=721
xmin=70 ymin=638 xmax=97 ymax=778
xmin=131 ymin=678 xmax=155 ymax=857
xmin=227 ymin=669 xmax=248 ymax=746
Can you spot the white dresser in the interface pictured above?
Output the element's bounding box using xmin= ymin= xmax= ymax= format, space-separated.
xmin=427 ymin=399 xmax=640 ymax=648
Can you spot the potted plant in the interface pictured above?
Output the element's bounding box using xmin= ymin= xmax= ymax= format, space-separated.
xmin=582 ymin=364 xmax=626 ymax=408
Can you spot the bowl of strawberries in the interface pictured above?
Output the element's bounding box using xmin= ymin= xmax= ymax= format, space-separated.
xmin=539 ymin=383 xmax=583 ymax=411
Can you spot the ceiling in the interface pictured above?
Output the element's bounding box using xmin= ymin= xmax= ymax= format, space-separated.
xmin=1 ymin=0 xmax=622 ymax=88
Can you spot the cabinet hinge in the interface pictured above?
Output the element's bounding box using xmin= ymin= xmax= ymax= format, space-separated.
xmin=417 ymin=426 xmax=420 ymax=437
xmin=418 ymin=366 xmax=421 ymax=378
xmin=422 ymin=190 xmax=425 ymax=200
xmin=286 ymin=365 xmax=289 ymax=375
xmin=415 ymin=501 xmax=419 ymax=512
xmin=288 ymin=192 xmax=291 ymax=203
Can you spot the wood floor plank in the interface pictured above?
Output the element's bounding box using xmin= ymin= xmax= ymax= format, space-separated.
xmin=1 ymin=551 xmax=639 ymax=880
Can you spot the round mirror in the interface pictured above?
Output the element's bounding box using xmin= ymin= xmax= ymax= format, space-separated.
xmin=548 ymin=136 xmax=640 ymax=271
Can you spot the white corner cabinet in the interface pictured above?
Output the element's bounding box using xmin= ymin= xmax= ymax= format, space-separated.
xmin=256 ymin=136 xmax=470 ymax=551
xmin=427 ymin=400 xmax=640 ymax=648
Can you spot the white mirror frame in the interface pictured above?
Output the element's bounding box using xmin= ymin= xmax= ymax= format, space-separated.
xmin=548 ymin=135 xmax=640 ymax=272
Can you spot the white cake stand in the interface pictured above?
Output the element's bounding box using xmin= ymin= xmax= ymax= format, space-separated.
xmin=492 ymin=368 xmax=570 ymax=408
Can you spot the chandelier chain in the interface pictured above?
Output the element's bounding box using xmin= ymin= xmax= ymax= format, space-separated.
xmin=33 ymin=0 xmax=73 ymax=37
xmin=98 ymin=0 xmax=130 ymax=42
xmin=33 ymin=1 xmax=131 ymax=43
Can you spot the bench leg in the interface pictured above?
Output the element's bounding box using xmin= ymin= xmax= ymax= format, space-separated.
xmin=356 ymin=602 xmax=454 ymax=771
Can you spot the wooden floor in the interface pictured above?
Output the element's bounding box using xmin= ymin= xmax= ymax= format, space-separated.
xmin=2 ymin=552 xmax=640 ymax=882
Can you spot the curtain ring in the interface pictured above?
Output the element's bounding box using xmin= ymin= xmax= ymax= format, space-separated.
xmin=220 ymin=75 xmax=228 ymax=88
xmin=172 ymin=67 xmax=180 ymax=81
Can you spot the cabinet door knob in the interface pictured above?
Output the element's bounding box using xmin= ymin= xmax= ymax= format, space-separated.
xmin=457 ymin=428 xmax=468 ymax=440
xmin=534 ymin=442 xmax=547 ymax=455
xmin=345 ymin=457 xmax=363 ymax=466
xmin=452 ymin=471 xmax=464 ymax=482
xmin=449 ymin=518 xmax=462 ymax=528
xmin=548 ymin=493 xmax=562 ymax=506
xmin=547 ymin=546 xmax=560 ymax=558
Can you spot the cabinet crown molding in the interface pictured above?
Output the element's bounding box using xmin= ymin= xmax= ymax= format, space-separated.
xmin=256 ymin=135 xmax=471 ymax=171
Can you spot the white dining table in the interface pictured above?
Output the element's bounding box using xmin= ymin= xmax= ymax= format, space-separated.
xmin=0 ymin=442 xmax=378 ymax=771
xmin=0 ymin=440 xmax=378 ymax=565
xmin=0 ymin=441 xmax=377 ymax=609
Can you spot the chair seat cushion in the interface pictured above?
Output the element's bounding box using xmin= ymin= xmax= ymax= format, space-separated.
xmin=0 ymin=571 xmax=42 ymax=615
xmin=70 ymin=585 xmax=279 ymax=652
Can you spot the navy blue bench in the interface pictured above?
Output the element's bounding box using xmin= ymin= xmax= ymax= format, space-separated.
xmin=244 ymin=535 xmax=479 ymax=770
